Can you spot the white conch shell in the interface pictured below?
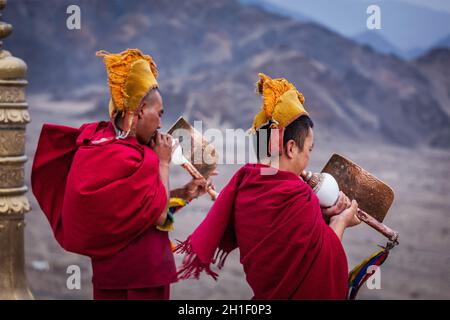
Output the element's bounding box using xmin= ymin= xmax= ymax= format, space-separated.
xmin=171 ymin=139 xmax=189 ymax=165
xmin=314 ymin=173 xmax=340 ymax=207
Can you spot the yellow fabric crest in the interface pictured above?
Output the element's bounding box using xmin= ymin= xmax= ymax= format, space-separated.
xmin=251 ymin=73 xmax=308 ymax=131
xmin=96 ymin=48 xmax=159 ymax=119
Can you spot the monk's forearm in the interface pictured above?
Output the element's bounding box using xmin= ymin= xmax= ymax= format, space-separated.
xmin=156 ymin=161 xmax=170 ymax=225
xmin=159 ymin=161 xmax=170 ymax=197
xmin=329 ymin=218 xmax=346 ymax=241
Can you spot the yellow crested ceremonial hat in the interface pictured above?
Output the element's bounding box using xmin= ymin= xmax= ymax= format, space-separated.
xmin=251 ymin=73 xmax=308 ymax=132
xmin=96 ymin=48 xmax=159 ymax=133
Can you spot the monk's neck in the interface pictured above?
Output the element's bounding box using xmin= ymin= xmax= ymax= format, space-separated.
xmin=114 ymin=117 xmax=136 ymax=137
xmin=266 ymin=159 xmax=301 ymax=176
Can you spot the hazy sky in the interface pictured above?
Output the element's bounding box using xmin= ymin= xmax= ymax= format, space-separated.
xmin=398 ymin=0 xmax=450 ymax=14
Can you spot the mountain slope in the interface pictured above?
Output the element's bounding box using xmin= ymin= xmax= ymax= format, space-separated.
xmin=436 ymin=34 xmax=450 ymax=49
xmin=4 ymin=0 xmax=450 ymax=148
xmin=353 ymin=31 xmax=401 ymax=56
xmin=414 ymin=48 xmax=450 ymax=148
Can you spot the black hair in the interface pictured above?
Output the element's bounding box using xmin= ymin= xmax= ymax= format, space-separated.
xmin=254 ymin=115 xmax=314 ymax=161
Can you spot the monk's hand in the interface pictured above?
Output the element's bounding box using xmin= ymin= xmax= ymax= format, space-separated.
xmin=152 ymin=132 xmax=173 ymax=164
xmin=330 ymin=200 xmax=361 ymax=228
xmin=183 ymin=177 xmax=215 ymax=201
xmin=322 ymin=191 xmax=351 ymax=218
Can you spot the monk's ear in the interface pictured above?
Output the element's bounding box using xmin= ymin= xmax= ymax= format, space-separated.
xmin=137 ymin=102 xmax=146 ymax=119
xmin=285 ymin=140 xmax=296 ymax=159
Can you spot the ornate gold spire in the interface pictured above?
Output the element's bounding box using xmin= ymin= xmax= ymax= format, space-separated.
xmin=0 ymin=0 xmax=34 ymax=300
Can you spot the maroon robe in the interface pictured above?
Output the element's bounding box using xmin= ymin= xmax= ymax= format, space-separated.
xmin=31 ymin=121 xmax=177 ymax=297
xmin=177 ymin=163 xmax=348 ymax=299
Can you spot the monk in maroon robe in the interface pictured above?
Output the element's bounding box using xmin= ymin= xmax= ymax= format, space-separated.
xmin=31 ymin=49 xmax=212 ymax=300
xmin=176 ymin=74 xmax=361 ymax=299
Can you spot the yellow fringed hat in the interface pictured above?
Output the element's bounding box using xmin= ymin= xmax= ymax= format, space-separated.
xmin=96 ymin=48 xmax=159 ymax=134
xmin=251 ymin=73 xmax=309 ymax=156
xmin=251 ymin=73 xmax=308 ymax=132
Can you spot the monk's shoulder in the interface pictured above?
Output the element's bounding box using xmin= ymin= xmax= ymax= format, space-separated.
xmin=76 ymin=140 xmax=145 ymax=175
xmin=277 ymin=173 xmax=311 ymax=192
xmin=277 ymin=176 xmax=320 ymax=211
xmin=107 ymin=141 xmax=148 ymax=167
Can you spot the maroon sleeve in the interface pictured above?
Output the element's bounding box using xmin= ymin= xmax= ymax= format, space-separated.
xmin=31 ymin=124 xmax=85 ymax=244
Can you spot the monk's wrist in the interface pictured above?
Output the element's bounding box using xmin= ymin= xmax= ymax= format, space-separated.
xmin=329 ymin=215 xmax=347 ymax=229
xmin=170 ymin=188 xmax=186 ymax=199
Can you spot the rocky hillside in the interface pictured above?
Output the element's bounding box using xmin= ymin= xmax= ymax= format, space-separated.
xmin=414 ymin=48 xmax=450 ymax=148
xmin=4 ymin=0 xmax=450 ymax=148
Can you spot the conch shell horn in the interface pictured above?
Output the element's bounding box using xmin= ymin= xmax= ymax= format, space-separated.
xmin=301 ymin=154 xmax=399 ymax=245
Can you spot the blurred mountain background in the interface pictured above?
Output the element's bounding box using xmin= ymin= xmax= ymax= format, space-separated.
xmin=3 ymin=0 xmax=450 ymax=300
xmin=4 ymin=0 xmax=450 ymax=149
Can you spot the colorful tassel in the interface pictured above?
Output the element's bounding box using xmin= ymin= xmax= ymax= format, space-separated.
xmin=348 ymin=242 xmax=396 ymax=300
xmin=157 ymin=197 xmax=187 ymax=232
